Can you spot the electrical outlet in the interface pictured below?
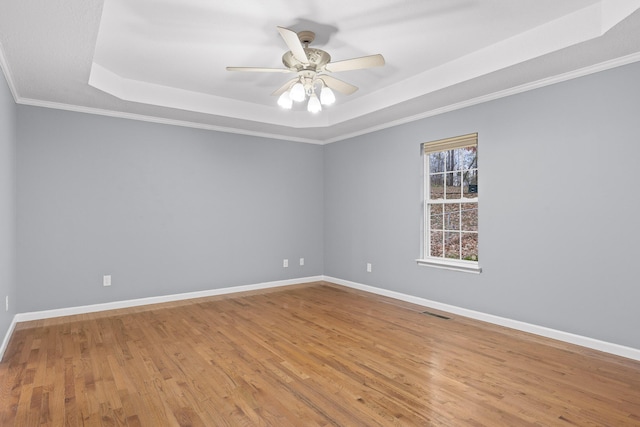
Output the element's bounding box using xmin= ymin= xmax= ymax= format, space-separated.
xmin=367 ymin=263 xmax=372 ymax=273
xmin=299 ymin=258 xmax=305 ymax=266
xmin=283 ymin=259 xmax=289 ymax=268
xmin=103 ymin=275 xmax=112 ymax=287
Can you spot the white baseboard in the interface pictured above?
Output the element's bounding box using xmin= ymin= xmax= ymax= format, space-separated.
xmin=4 ymin=275 xmax=639 ymax=363
xmin=325 ymin=276 xmax=640 ymax=362
xmin=13 ymin=276 xmax=323 ymax=323
xmin=0 ymin=276 xmax=323 ymax=360
xmin=0 ymin=316 xmax=17 ymax=362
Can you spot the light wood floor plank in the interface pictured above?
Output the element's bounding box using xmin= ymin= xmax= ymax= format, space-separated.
xmin=1 ymin=281 xmax=639 ymax=426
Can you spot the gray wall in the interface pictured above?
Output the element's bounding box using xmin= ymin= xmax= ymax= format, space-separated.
xmin=9 ymin=60 xmax=640 ymax=351
xmin=17 ymin=107 xmax=324 ymax=312
xmin=324 ymin=61 xmax=640 ymax=349
xmin=0 ymin=69 xmax=16 ymax=339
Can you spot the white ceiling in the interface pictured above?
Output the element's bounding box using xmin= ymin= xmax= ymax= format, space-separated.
xmin=1 ymin=0 xmax=640 ymax=144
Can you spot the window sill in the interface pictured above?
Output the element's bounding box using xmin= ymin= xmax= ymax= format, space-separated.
xmin=416 ymin=258 xmax=482 ymax=274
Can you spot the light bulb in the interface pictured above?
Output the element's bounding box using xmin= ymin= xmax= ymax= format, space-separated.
xmin=290 ymin=82 xmax=306 ymax=102
xmin=320 ymin=86 xmax=335 ymax=105
xmin=307 ymin=93 xmax=322 ymax=113
xmin=277 ymin=91 xmax=293 ymax=109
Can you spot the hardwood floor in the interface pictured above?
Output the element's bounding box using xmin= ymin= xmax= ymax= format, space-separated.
xmin=1 ymin=282 xmax=639 ymax=426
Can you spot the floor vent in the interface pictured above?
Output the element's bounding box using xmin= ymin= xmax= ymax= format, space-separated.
xmin=421 ymin=311 xmax=450 ymax=320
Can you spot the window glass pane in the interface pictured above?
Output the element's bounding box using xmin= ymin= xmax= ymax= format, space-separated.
xmin=463 ymin=169 xmax=478 ymax=198
xmin=462 ymin=147 xmax=477 ymax=170
xmin=461 ymin=233 xmax=478 ymax=261
xmin=445 ymin=150 xmax=459 ymax=172
xmin=430 ymin=231 xmax=443 ymax=258
xmin=444 ymin=232 xmax=460 ymax=259
xmin=444 ymin=204 xmax=460 ymax=230
xmin=430 ymin=174 xmax=444 ymax=199
xmin=430 ymin=204 xmax=444 ymax=230
xmin=445 ymin=172 xmax=461 ymax=199
xmin=460 ymin=203 xmax=477 ymax=231
xmin=429 ymin=152 xmax=445 ymax=173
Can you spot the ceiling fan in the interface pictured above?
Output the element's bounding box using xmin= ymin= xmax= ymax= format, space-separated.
xmin=226 ymin=26 xmax=385 ymax=113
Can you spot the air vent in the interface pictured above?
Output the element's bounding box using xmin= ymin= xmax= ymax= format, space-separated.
xmin=422 ymin=311 xmax=450 ymax=320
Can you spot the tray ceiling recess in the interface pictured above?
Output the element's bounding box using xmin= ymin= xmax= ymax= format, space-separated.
xmin=1 ymin=0 xmax=640 ymax=143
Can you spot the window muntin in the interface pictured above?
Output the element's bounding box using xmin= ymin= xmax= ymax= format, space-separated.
xmin=419 ymin=133 xmax=480 ymax=273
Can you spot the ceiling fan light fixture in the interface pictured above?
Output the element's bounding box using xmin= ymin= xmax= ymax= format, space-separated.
xmin=227 ymin=27 xmax=384 ymax=114
xmin=320 ymin=86 xmax=335 ymax=106
xmin=277 ymin=91 xmax=293 ymax=109
xmin=290 ymin=82 xmax=306 ymax=102
xmin=307 ymin=93 xmax=322 ymax=113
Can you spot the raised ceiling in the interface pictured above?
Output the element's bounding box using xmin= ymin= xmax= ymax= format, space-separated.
xmin=1 ymin=0 xmax=640 ymax=144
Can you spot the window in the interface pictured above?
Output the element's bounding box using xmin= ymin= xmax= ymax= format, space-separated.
xmin=418 ymin=133 xmax=481 ymax=273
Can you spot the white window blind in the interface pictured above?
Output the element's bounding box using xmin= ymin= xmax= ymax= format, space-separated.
xmin=422 ymin=133 xmax=477 ymax=155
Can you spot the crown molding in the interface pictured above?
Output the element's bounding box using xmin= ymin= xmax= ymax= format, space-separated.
xmin=15 ymin=98 xmax=326 ymax=145
xmin=4 ymin=44 xmax=640 ymax=145
xmin=324 ymin=51 xmax=640 ymax=144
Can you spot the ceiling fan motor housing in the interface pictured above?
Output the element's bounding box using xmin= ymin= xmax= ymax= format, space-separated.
xmin=282 ymin=48 xmax=331 ymax=71
xmin=227 ymin=26 xmax=382 ymax=101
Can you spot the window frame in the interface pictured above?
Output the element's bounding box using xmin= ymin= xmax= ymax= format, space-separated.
xmin=417 ymin=133 xmax=481 ymax=274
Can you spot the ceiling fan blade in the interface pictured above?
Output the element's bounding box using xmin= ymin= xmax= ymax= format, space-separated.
xmin=226 ymin=67 xmax=293 ymax=73
xmin=271 ymin=78 xmax=298 ymax=96
xmin=320 ymin=75 xmax=358 ymax=95
xmin=277 ymin=26 xmax=309 ymax=66
xmin=325 ymin=54 xmax=385 ymax=73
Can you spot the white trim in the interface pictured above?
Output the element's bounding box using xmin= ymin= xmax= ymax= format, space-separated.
xmin=0 ymin=42 xmax=19 ymax=362
xmin=0 ymin=316 xmax=18 ymax=361
xmin=3 ymin=42 xmax=639 ymax=145
xmin=0 ymin=42 xmax=19 ymax=102
xmin=416 ymin=258 xmax=482 ymax=274
xmin=14 ymin=276 xmax=323 ymax=323
xmin=15 ymin=98 xmax=325 ymax=145
xmin=4 ymin=275 xmax=640 ymax=362
xmin=324 ymin=276 xmax=640 ymax=361
xmin=323 ymin=52 xmax=640 ymax=144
